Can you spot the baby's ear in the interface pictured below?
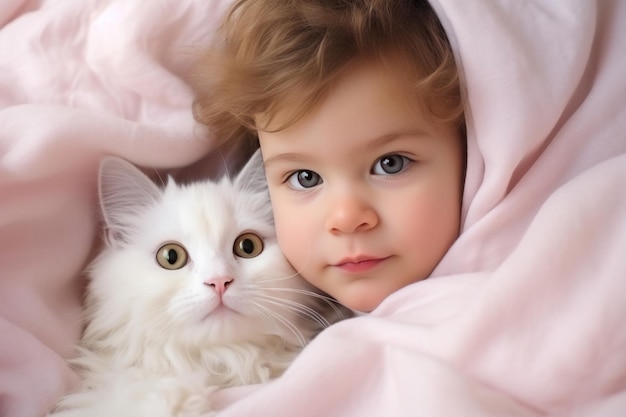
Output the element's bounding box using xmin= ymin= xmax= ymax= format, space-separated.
xmin=98 ymin=157 xmax=161 ymax=247
xmin=234 ymin=148 xmax=267 ymax=195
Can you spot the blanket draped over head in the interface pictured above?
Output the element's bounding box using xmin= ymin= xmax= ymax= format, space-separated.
xmin=1 ymin=1 xmax=625 ymax=416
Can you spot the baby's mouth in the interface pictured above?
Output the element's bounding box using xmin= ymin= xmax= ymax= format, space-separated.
xmin=334 ymin=256 xmax=391 ymax=273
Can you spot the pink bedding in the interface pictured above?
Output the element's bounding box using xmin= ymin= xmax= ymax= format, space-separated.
xmin=2 ymin=1 xmax=625 ymax=416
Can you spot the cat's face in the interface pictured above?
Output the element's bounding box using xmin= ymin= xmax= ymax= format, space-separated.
xmin=89 ymin=151 xmax=334 ymax=349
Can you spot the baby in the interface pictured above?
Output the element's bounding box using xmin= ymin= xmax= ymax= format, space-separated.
xmin=193 ymin=0 xmax=466 ymax=312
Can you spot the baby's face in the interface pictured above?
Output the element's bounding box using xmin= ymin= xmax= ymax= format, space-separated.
xmin=258 ymin=61 xmax=465 ymax=312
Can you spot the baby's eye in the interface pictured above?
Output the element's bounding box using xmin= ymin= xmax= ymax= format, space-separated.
xmin=156 ymin=242 xmax=188 ymax=270
xmin=371 ymin=154 xmax=412 ymax=175
xmin=286 ymin=170 xmax=322 ymax=190
xmin=233 ymin=232 xmax=264 ymax=258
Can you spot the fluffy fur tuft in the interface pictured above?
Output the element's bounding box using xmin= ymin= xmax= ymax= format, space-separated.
xmin=49 ymin=150 xmax=350 ymax=417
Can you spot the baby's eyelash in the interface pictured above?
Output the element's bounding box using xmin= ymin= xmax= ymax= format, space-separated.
xmin=371 ymin=153 xmax=415 ymax=176
xmin=281 ymin=171 xmax=298 ymax=184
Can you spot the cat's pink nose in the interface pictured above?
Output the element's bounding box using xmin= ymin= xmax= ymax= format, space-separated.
xmin=204 ymin=276 xmax=234 ymax=296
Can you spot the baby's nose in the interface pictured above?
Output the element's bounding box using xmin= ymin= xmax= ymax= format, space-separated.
xmin=325 ymin=193 xmax=378 ymax=234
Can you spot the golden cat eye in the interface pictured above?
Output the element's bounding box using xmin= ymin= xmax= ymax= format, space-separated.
xmin=233 ymin=233 xmax=264 ymax=258
xmin=156 ymin=243 xmax=188 ymax=270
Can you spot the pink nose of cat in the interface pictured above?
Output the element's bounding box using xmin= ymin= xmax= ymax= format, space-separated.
xmin=204 ymin=276 xmax=234 ymax=296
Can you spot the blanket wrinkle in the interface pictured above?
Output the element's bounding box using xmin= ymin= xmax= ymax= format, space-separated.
xmin=2 ymin=0 xmax=626 ymax=416
xmin=454 ymin=1 xmax=595 ymax=229
xmin=0 ymin=1 xmax=41 ymax=29
xmin=449 ymin=155 xmax=626 ymax=411
xmin=0 ymin=318 xmax=80 ymax=417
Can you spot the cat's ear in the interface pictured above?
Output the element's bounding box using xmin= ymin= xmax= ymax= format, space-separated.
xmin=98 ymin=157 xmax=161 ymax=246
xmin=234 ymin=148 xmax=267 ymax=194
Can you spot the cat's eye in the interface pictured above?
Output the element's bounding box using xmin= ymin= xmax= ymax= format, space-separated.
xmin=233 ymin=233 xmax=264 ymax=258
xmin=156 ymin=243 xmax=188 ymax=270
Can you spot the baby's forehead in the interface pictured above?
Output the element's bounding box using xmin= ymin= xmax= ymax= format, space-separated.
xmin=257 ymin=56 xmax=422 ymax=133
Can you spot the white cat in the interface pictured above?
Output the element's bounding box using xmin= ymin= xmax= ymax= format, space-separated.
xmin=49 ymin=150 xmax=350 ymax=417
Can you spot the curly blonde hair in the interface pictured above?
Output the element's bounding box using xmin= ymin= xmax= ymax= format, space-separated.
xmin=192 ymin=0 xmax=464 ymax=147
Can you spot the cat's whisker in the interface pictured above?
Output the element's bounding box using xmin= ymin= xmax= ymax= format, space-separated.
xmin=254 ymin=297 xmax=321 ymax=339
xmin=217 ymin=149 xmax=231 ymax=178
xmin=151 ymin=167 xmax=167 ymax=188
xmin=253 ymin=272 xmax=350 ymax=319
xmin=253 ymin=302 xmax=306 ymax=347
xmin=255 ymin=294 xmax=331 ymax=329
xmin=291 ymin=248 xmax=315 ymax=283
xmin=261 ymin=287 xmax=349 ymax=319
xmin=247 ymin=302 xmax=304 ymax=345
xmin=108 ymin=309 xmax=178 ymax=359
xmin=249 ymin=301 xmax=307 ymax=347
xmin=255 ymin=271 xmax=302 ymax=284
xmin=166 ymin=297 xmax=197 ymax=322
xmin=247 ymin=302 xmax=279 ymax=327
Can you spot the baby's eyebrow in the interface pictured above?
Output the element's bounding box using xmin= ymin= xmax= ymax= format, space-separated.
xmin=263 ymin=152 xmax=308 ymax=168
xmin=365 ymin=129 xmax=430 ymax=149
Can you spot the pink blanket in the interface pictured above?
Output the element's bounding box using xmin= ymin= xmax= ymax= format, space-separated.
xmin=1 ymin=1 xmax=625 ymax=416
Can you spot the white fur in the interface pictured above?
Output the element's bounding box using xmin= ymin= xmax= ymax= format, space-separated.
xmin=49 ymin=151 xmax=350 ymax=417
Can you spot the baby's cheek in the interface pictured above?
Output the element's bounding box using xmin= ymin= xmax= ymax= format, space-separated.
xmin=274 ymin=221 xmax=309 ymax=273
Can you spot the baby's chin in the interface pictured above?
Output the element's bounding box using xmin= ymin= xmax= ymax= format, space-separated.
xmin=329 ymin=284 xmax=389 ymax=314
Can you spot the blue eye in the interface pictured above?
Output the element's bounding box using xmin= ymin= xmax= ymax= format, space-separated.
xmin=287 ymin=170 xmax=322 ymax=189
xmin=372 ymin=154 xmax=412 ymax=175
